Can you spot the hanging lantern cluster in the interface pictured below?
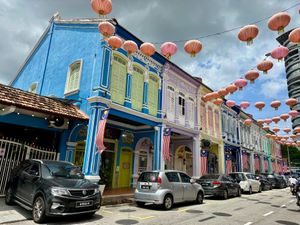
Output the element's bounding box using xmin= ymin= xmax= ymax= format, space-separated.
xmin=289 ymin=27 xmax=300 ymax=44
xmin=286 ymin=98 xmax=297 ymax=107
xmin=234 ymin=79 xmax=247 ymax=90
xmin=213 ymin=98 xmax=223 ymax=106
xmin=123 ymin=40 xmax=138 ymax=55
xmin=240 ymin=101 xmax=250 ymax=109
xmin=255 ymin=101 xmax=265 ymax=111
xmin=271 ymin=46 xmax=289 ymax=61
xmin=238 ymin=25 xmax=259 ymax=45
xmin=218 ymin=88 xmax=228 ymax=97
xmin=226 ymin=100 xmax=236 ymax=108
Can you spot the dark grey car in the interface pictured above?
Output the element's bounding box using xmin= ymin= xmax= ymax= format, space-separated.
xmin=197 ymin=174 xmax=241 ymax=199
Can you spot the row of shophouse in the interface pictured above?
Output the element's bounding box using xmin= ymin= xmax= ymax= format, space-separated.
xmin=0 ymin=14 xmax=285 ymax=193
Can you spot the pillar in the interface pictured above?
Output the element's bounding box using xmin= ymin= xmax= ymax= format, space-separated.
xmin=153 ymin=125 xmax=162 ymax=170
xmin=218 ymin=144 xmax=225 ymax=174
xmin=192 ymin=135 xmax=200 ymax=178
xmin=82 ymin=102 xmax=106 ymax=183
xmin=124 ymin=62 xmax=132 ymax=108
xmin=250 ymin=152 xmax=255 ymax=173
xmin=142 ymin=71 xmax=149 ymax=114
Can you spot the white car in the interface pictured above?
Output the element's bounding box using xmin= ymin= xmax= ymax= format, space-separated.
xmin=229 ymin=172 xmax=261 ymax=194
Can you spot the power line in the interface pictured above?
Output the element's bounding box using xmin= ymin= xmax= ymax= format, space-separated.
xmin=152 ymin=1 xmax=300 ymax=45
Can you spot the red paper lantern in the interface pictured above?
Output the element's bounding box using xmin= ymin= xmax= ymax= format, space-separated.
xmin=108 ymin=36 xmax=123 ymax=50
xmin=160 ymin=42 xmax=177 ymax=59
xmin=98 ymin=21 xmax=115 ymax=38
xmin=257 ymin=119 xmax=264 ymax=126
xmin=184 ymin=40 xmax=202 ymax=57
xmin=289 ymin=110 xmax=298 ymax=118
xmin=270 ymin=100 xmax=281 ymax=110
xmin=280 ymin=114 xmax=290 ymax=121
xmin=123 ymin=40 xmax=138 ymax=55
xmin=297 ymin=141 xmax=300 ymax=147
xmin=244 ymin=119 xmax=252 ymax=126
xmin=257 ymin=60 xmax=273 ymax=74
xmin=264 ymin=118 xmax=272 ymax=125
xmin=272 ymin=127 xmax=280 ymax=133
xmin=211 ymin=92 xmax=220 ymax=99
xmin=245 ymin=70 xmax=259 ymax=83
xmin=263 ymin=126 xmax=270 ymax=131
xmin=271 ymin=46 xmax=289 ymax=61
xmin=91 ymin=0 xmax=112 ymax=16
xmin=286 ymin=98 xmax=297 ymax=107
xmin=226 ymin=84 xmax=238 ymax=94
xmin=255 ymin=101 xmax=265 ymax=111
xmin=226 ymin=100 xmax=236 ymax=108
xmin=234 ymin=79 xmax=247 ymax=90
xmin=272 ymin=116 xmax=280 ymax=124
xmin=290 ymin=134 xmax=296 ymax=139
xmin=266 ymin=133 xmax=272 ymax=139
xmin=140 ymin=42 xmax=156 ymax=57
xmin=268 ymin=12 xmax=291 ymax=34
xmin=238 ymin=25 xmax=259 ymax=45
xmin=213 ymin=98 xmax=223 ymax=106
xmin=284 ymin=127 xmax=291 ymax=134
xmin=289 ymin=27 xmax=300 ymax=44
xmin=218 ymin=88 xmax=228 ymax=97
xmin=240 ymin=101 xmax=250 ymax=109
xmin=294 ymin=127 xmax=300 ymax=133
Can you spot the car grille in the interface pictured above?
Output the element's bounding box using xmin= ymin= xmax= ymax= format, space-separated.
xmin=68 ymin=189 xmax=95 ymax=197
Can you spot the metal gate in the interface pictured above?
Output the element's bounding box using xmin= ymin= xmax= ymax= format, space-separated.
xmin=0 ymin=137 xmax=58 ymax=196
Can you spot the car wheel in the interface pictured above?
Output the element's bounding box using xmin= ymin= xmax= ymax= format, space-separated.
xmin=163 ymin=194 xmax=173 ymax=210
xmin=136 ymin=202 xmax=145 ymax=207
xmin=223 ymin=190 xmax=228 ymax=200
xmin=269 ymin=185 xmax=272 ymax=190
xmin=249 ymin=187 xmax=252 ymax=195
xmin=32 ymin=196 xmax=46 ymax=224
xmin=236 ymin=188 xmax=241 ymax=197
xmin=258 ymin=185 xmax=262 ymax=193
xmin=5 ymin=187 xmax=14 ymax=205
xmin=196 ymin=191 xmax=203 ymax=204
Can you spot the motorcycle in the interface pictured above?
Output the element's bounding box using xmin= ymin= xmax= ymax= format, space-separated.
xmin=297 ymin=191 xmax=300 ymax=207
xmin=290 ymin=184 xmax=296 ymax=195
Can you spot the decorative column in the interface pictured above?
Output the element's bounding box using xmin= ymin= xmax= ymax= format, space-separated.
xmin=218 ymin=143 xmax=225 ymax=174
xmin=124 ymin=61 xmax=132 ymax=108
xmin=249 ymin=152 xmax=255 ymax=173
xmin=82 ymin=101 xmax=106 ymax=184
xmin=153 ymin=125 xmax=162 ymax=170
xmin=160 ymin=124 xmax=166 ymax=170
xmin=65 ymin=142 xmax=76 ymax=162
xmin=192 ymin=135 xmax=200 ymax=178
xmin=157 ymin=78 xmax=162 ymax=118
xmin=142 ymin=70 xmax=149 ymax=114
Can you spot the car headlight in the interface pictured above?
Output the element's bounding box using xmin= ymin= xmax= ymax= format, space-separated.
xmin=51 ymin=187 xmax=70 ymax=196
xmin=94 ymin=188 xmax=100 ymax=194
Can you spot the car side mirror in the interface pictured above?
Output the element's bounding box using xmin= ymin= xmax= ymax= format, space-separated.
xmin=190 ymin=178 xmax=196 ymax=184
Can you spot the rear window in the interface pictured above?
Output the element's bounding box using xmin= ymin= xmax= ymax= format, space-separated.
xmin=200 ymin=174 xmax=220 ymax=180
xmin=138 ymin=172 xmax=159 ymax=182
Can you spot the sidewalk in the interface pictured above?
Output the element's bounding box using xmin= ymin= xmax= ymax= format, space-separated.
xmin=0 ymin=198 xmax=29 ymax=224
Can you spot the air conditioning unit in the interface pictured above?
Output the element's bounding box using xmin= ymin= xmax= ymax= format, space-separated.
xmin=48 ymin=116 xmax=69 ymax=129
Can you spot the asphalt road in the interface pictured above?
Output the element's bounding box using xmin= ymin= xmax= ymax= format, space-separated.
xmin=6 ymin=188 xmax=300 ymax=225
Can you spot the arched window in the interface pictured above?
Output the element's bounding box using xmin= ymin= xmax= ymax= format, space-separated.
xmin=65 ymin=60 xmax=82 ymax=95
xmin=110 ymin=54 xmax=127 ymax=105
xmin=131 ymin=65 xmax=144 ymax=111
xmin=148 ymin=74 xmax=159 ymax=116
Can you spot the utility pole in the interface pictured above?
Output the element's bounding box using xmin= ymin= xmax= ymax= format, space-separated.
xmin=287 ymin=145 xmax=291 ymax=172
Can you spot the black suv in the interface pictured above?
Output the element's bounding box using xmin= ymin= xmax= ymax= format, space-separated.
xmin=5 ymin=160 xmax=101 ymax=223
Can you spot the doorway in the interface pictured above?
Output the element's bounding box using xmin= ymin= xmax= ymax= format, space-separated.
xmin=118 ymin=148 xmax=133 ymax=188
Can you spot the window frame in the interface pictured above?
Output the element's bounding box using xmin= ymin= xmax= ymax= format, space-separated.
xmin=28 ymin=82 xmax=38 ymax=94
xmin=64 ymin=59 xmax=83 ymax=96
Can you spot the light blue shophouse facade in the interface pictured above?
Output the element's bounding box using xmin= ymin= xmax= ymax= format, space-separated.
xmin=11 ymin=14 xmax=166 ymax=188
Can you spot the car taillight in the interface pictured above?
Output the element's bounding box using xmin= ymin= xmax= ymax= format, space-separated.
xmin=157 ymin=176 xmax=162 ymax=185
xmin=212 ymin=181 xmax=221 ymax=186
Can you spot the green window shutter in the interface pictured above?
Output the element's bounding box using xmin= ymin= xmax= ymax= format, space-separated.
xmin=111 ymin=57 xmax=127 ymax=104
xmin=148 ymin=75 xmax=159 ymax=116
xmin=131 ymin=68 xmax=144 ymax=111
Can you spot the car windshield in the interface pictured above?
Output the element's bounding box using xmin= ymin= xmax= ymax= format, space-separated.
xmin=199 ymin=174 xmax=220 ymax=180
xmin=229 ymin=173 xmax=245 ymax=182
xmin=43 ymin=162 xmax=84 ymax=179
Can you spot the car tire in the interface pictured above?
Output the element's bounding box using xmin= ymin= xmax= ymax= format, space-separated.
xmin=163 ymin=194 xmax=173 ymax=210
xmin=236 ymin=188 xmax=241 ymax=197
xmin=5 ymin=187 xmax=14 ymax=205
xmin=249 ymin=187 xmax=252 ymax=195
xmin=196 ymin=191 xmax=203 ymax=204
xmin=136 ymin=202 xmax=145 ymax=207
xmin=32 ymin=196 xmax=46 ymax=224
xmin=223 ymin=190 xmax=228 ymax=200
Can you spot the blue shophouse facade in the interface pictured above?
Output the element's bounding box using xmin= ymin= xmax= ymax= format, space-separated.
xmin=11 ymin=14 xmax=166 ymax=189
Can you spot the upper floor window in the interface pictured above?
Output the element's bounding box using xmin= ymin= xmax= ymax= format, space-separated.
xmin=166 ymin=86 xmax=175 ymax=120
xmin=148 ymin=74 xmax=159 ymax=116
xmin=188 ymin=98 xmax=195 ymax=124
xmin=178 ymin=93 xmax=185 ymax=116
xmin=131 ymin=65 xmax=144 ymax=111
xmin=65 ymin=60 xmax=82 ymax=95
xmin=28 ymin=82 xmax=38 ymax=94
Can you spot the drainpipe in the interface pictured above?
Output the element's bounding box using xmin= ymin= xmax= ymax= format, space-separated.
xmin=39 ymin=14 xmax=56 ymax=95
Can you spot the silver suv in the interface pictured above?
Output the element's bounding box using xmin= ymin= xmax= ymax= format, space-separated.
xmin=134 ymin=170 xmax=204 ymax=209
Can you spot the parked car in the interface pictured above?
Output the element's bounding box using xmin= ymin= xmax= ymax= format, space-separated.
xmin=257 ymin=174 xmax=272 ymax=191
xmin=261 ymin=173 xmax=286 ymax=189
xmin=5 ymin=160 xmax=101 ymax=223
xmin=196 ymin=174 xmax=241 ymax=199
xmin=229 ymin=172 xmax=261 ymax=194
xmin=134 ymin=170 xmax=204 ymax=210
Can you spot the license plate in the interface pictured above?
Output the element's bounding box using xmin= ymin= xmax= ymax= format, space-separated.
xmin=141 ymin=185 xmax=150 ymax=189
xmin=76 ymin=200 xmax=93 ymax=208
xmin=201 ymin=183 xmax=209 ymax=186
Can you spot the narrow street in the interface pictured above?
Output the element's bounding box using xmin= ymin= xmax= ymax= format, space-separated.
xmin=7 ymin=188 xmax=300 ymax=225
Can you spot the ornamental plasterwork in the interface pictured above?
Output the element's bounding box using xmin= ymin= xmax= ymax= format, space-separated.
xmin=133 ymin=50 xmax=163 ymax=74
